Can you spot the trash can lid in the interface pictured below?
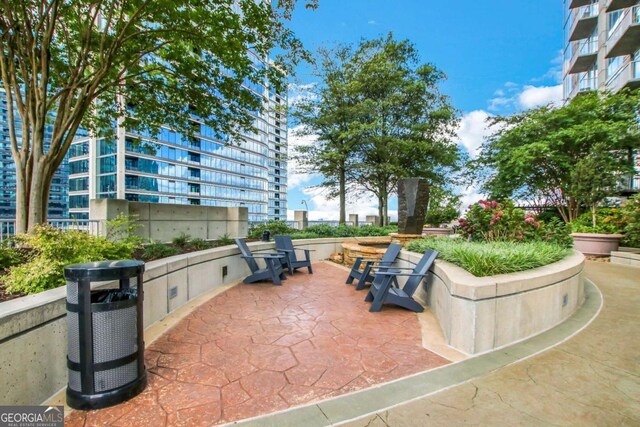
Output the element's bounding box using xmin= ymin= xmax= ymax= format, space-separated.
xmin=64 ymin=260 xmax=145 ymax=281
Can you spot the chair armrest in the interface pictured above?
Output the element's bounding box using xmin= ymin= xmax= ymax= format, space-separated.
xmin=277 ymin=249 xmax=295 ymax=253
xmin=375 ymin=271 xmax=427 ymax=277
xmin=242 ymin=254 xmax=285 ymax=260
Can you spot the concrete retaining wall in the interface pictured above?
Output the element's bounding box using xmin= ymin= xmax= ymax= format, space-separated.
xmin=398 ymin=250 xmax=586 ymax=355
xmin=611 ymin=248 xmax=640 ymax=268
xmin=0 ymin=238 xmax=344 ymax=406
xmin=89 ymin=199 xmax=249 ymax=241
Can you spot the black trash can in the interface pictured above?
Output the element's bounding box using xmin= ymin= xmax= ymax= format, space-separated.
xmin=64 ymin=260 xmax=146 ymax=410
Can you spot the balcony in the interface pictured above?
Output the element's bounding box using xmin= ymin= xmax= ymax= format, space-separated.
xmin=606 ymin=6 xmax=640 ymax=58
xmin=568 ymin=73 xmax=598 ymax=99
xmin=570 ymin=0 xmax=594 ymax=7
xmin=606 ymin=0 xmax=638 ymax=12
xmin=620 ymin=174 xmax=640 ymax=194
xmin=568 ymin=38 xmax=598 ymax=74
xmin=568 ymin=3 xmax=599 ymax=41
xmin=606 ymin=59 xmax=640 ymax=91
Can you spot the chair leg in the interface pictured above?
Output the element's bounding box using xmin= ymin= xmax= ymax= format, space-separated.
xmin=364 ymin=289 xmax=374 ymax=302
xmin=346 ymin=258 xmax=362 ymax=284
xmin=368 ymin=277 xmax=394 ymax=312
xmin=267 ymin=260 xmax=282 ymax=285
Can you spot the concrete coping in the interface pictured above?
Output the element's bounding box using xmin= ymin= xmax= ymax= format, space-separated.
xmin=401 ymin=249 xmax=585 ymax=301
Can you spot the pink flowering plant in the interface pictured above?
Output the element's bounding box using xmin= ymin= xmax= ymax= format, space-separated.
xmin=459 ymin=199 xmax=543 ymax=243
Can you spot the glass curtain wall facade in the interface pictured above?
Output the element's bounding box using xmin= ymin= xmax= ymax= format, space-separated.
xmin=0 ymin=89 xmax=70 ymax=218
xmin=67 ymin=65 xmax=288 ymax=222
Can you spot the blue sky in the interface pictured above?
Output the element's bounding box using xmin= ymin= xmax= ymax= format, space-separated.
xmin=284 ymin=0 xmax=565 ymax=221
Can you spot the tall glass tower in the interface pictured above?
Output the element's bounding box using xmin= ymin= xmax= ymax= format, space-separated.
xmin=0 ymin=89 xmax=70 ymax=219
xmin=67 ymin=65 xmax=288 ymax=223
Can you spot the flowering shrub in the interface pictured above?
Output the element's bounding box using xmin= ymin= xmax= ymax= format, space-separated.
xmin=459 ymin=200 xmax=539 ymax=242
xmin=570 ymin=208 xmax=624 ymax=234
xmin=459 ymin=200 xmax=572 ymax=248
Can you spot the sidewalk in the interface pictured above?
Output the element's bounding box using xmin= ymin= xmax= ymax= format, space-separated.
xmin=341 ymin=261 xmax=640 ymax=426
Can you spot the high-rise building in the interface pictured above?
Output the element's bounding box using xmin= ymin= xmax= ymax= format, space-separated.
xmin=0 ymin=89 xmax=70 ymax=219
xmin=67 ymin=65 xmax=288 ymax=223
xmin=563 ymin=0 xmax=640 ymax=99
xmin=562 ymin=0 xmax=639 ymax=194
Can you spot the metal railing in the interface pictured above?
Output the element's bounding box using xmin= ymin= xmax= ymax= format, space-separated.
xmin=568 ymin=73 xmax=597 ymax=98
xmin=0 ymin=219 xmax=101 ymax=242
xmin=606 ymin=58 xmax=640 ymax=92
xmin=607 ymin=5 xmax=640 ymax=50
xmin=249 ymin=220 xmax=374 ymax=231
xmin=568 ymin=1 xmax=600 ymax=35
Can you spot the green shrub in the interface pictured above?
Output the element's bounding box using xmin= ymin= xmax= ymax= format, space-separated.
xmin=407 ymin=237 xmax=571 ymax=277
xmin=172 ymin=233 xmax=192 ymax=249
xmin=106 ymin=213 xmax=144 ymax=250
xmin=459 ymin=200 xmax=540 ymax=242
xmin=620 ymin=195 xmax=640 ymax=247
xmin=248 ymin=221 xmax=297 ymax=239
xmin=216 ymin=234 xmax=234 ymax=246
xmin=570 ymin=208 xmax=624 ymax=234
xmin=0 ymin=245 xmax=22 ymax=270
xmin=3 ymin=224 xmax=134 ymax=294
xmin=140 ymin=242 xmax=180 ymax=261
xmin=188 ymin=238 xmax=211 ymax=251
xmin=537 ymin=218 xmax=573 ymax=249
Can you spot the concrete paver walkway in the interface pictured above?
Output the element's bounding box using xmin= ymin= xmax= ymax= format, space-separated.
xmin=65 ymin=262 xmax=448 ymax=426
xmin=342 ymin=261 xmax=640 ymax=426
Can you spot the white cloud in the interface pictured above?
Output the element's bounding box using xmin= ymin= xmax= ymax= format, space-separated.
xmin=455 ymin=110 xmax=493 ymax=158
xmin=517 ymin=85 xmax=563 ymax=110
xmin=286 ymin=125 xmax=320 ymax=189
xmin=287 ymin=82 xmax=317 ymax=106
xmin=368 ymin=20 xmax=377 ymax=25
xmin=288 ymin=188 xmax=398 ymax=223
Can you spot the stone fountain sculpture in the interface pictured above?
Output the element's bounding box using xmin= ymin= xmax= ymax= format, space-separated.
xmin=397 ymin=178 xmax=430 ymax=237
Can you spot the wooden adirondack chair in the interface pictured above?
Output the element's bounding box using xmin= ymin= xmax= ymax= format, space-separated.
xmin=235 ymin=238 xmax=287 ymax=285
xmin=274 ymin=235 xmax=313 ymax=274
xmin=365 ymin=250 xmax=439 ymax=312
xmin=346 ymin=243 xmax=403 ymax=290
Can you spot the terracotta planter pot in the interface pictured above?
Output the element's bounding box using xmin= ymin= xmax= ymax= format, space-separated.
xmin=423 ymin=227 xmax=453 ymax=237
xmin=571 ymin=233 xmax=624 ymax=257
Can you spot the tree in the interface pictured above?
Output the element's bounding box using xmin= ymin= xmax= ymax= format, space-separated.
xmin=291 ymin=45 xmax=359 ymax=225
xmin=348 ymin=34 xmax=459 ymax=226
xmin=425 ymin=187 xmax=460 ymax=226
xmin=571 ymin=146 xmax=621 ymax=228
xmin=0 ymin=0 xmax=316 ymax=233
xmin=474 ymin=90 xmax=640 ymax=223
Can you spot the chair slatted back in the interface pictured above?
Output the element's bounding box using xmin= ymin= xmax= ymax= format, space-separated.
xmin=274 ymin=235 xmax=297 ymax=262
xmin=380 ymin=243 xmax=402 ymax=265
xmin=403 ymin=250 xmax=439 ymax=296
xmin=235 ymin=238 xmax=259 ymax=273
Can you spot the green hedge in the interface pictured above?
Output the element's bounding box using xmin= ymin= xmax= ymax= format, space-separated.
xmin=407 ymin=237 xmax=571 ymax=277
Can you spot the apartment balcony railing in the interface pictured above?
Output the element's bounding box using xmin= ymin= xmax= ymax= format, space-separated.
xmin=606 ymin=5 xmax=640 ymax=58
xmin=606 ymin=0 xmax=638 ymax=12
xmin=620 ymin=174 xmax=640 ymax=193
xmin=569 ymin=0 xmax=593 ymax=8
xmin=568 ymin=38 xmax=598 ymax=74
xmin=606 ymin=59 xmax=640 ymax=92
xmin=568 ymin=2 xmax=600 ymax=41
xmin=0 ymin=219 xmax=101 ymax=242
xmin=568 ymin=74 xmax=598 ymax=99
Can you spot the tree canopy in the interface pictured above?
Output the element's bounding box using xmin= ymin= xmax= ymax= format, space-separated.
xmin=0 ymin=0 xmax=316 ymax=232
xmin=292 ymin=33 xmax=460 ymax=225
xmin=473 ymin=90 xmax=640 ymax=223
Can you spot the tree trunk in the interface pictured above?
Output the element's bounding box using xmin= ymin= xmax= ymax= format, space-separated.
xmin=26 ymin=160 xmax=48 ymax=232
xmin=14 ymin=166 xmax=28 ymax=234
xmin=591 ymin=204 xmax=597 ymax=228
xmin=338 ymin=167 xmax=346 ymax=225
xmin=377 ymin=195 xmax=384 ymax=226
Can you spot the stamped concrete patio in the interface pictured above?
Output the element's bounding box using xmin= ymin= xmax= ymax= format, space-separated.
xmin=65 ymin=262 xmax=450 ymax=426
